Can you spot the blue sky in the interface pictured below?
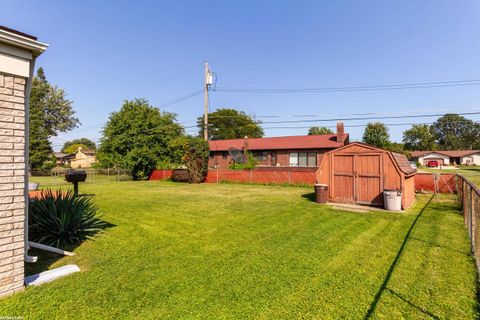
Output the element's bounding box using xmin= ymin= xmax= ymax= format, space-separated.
xmin=2 ymin=0 xmax=480 ymax=150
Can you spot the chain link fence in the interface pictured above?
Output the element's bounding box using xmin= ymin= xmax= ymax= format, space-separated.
xmin=456 ymin=175 xmax=480 ymax=270
xmin=30 ymin=168 xmax=131 ymax=186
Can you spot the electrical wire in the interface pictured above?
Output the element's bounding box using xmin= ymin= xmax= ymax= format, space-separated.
xmin=214 ymin=79 xmax=480 ymax=94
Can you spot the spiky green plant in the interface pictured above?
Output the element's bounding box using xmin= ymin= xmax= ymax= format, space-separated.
xmin=29 ymin=189 xmax=106 ymax=247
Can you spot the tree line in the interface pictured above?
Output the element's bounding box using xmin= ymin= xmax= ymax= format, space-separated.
xmin=29 ymin=68 xmax=479 ymax=179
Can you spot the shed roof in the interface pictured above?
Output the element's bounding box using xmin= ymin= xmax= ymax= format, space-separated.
xmin=324 ymin=142 xmax=416 ymax=176
xmin=208 ymin=134 xmax=349 ymax=151
xmin=392 ymin=152 xmax=416 ymax=175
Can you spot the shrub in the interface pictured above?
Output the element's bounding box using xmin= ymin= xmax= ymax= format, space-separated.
xmin=29 ymin=189 xmax=106 ymax=247
xmin=182 ymin=137 xmax=209 ymax=183
xmin=229 ymin=151 xmax=256 ymax=170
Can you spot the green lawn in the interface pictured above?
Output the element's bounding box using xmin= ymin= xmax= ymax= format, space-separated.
xmin=1 ymin=181 xmax=478 ymax=319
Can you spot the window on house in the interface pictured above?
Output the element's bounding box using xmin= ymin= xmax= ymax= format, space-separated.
xmin=308 ymin=153 xmax=317 ymax=166
xmin=254 ymin=151 xmax=269 ymax=161
xmin=289 ymin=152 xmax=317 ymax=167
xmin=289 ymin=152 xmax=298 ymax=166
xmin=271 ymin=152 xmax=277 ymax=166
xmin=222 ymin=151 xmax=228 ymax=159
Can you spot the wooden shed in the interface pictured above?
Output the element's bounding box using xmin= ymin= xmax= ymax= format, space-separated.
xmin=316 ymin=142 xmax=416 ymax=209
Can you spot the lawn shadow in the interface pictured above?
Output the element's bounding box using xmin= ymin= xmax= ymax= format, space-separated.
xmin=25 ymin=220 xmax=116 ymax=277
xmin=302 ymin=192 xmax=316 ymax=203
xmin=385 ymin=288 xmax=440 ymax=319
xmin=363 ymin=194 xmax=435 ymax=319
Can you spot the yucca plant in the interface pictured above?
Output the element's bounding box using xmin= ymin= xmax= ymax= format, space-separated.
xmin=29 ymin=189 xmax=106 ymax=247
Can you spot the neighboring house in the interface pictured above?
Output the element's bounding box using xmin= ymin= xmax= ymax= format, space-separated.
xmin=53 ymin=147 xmax=97 ymax=168
xmin=69 ymin=147 xmax=96 ymax=168
xmin=53 ymin=152 xmax=74 ymax=166
xmin=411 ymin=150 xmax=480 ymax=166
xmin=208 ymin=123 xmax=349 ymax=168
xmin=0 ymin=26 xmax=47 ymax=297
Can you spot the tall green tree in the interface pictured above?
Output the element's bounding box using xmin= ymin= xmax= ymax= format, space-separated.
xmin=61 ymin=138 xmax=97 ymax=154
xmin=308 ymin=126 xmax=333 ymax=135
xmin=97 ymin=99 xmax=183 ymax=180
xmin=197 ymin=108 xmax=263 ymax=140
xmin=431 ymin=114 xmax=480 ymax=150
xmin=29 ymin=68 xmax=79 ymax=169
xmin=362 ymin=122 xmax=390 ymax=149
xmin=402 ymin=124 xmax=438 ymax=151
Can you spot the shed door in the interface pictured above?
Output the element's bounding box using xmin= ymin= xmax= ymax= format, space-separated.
xmin=355 ymin=154 xmax=383 ymax=205
xmin=332 ymin=154 xmax=355 ymax=202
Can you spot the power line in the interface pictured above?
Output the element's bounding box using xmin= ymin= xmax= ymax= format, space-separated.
xmin=214 ymin=79 xmax=480 ymax=94
xmin=81 ymin=62 xmax=204 ymax=113
xmin=159 ymin=89 xmax=203 ymax=108
xmin=259 ymin=111 xmax=480 ymax=124
xmin=263 ymin=121 xmax=480 ymax=130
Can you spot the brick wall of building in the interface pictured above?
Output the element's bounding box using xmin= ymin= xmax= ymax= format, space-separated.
xmin=209 ymin=149 xmax=330 ymax=169
xmin=0 ymin=73 xmax=26 ymax=297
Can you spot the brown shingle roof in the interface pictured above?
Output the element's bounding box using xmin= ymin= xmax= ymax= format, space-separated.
xmin=392 ymin=152 xmax=416 ymax=175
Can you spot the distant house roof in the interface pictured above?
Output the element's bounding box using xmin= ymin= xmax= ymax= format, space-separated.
xmin=53 ymin=152 xmax=68 ymax=159
xmin=208 ymin=134 xmax=349 ymax=152
xmin=76 ymin=148 xmax=96 ymax=155
xmin=411 ymin=150 xmax=480 ymax=158
xmin=392 ymin=152 xmax=416 ymax=175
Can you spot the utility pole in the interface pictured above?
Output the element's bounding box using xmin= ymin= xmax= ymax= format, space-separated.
xmin=203 ymin=62 xmax=212 ymax=140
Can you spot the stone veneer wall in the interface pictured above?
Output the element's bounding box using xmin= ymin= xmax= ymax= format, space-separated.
xmin=0 ymin=72 xmax=26 ymax=297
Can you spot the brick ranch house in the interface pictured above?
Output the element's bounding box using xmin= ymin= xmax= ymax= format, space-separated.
xmin=208 ymin=123 xmax=349 ymax=169
xmin=411 ymin=150 xmax=480 ymax=166
xmin=0 ymin=26 xmax=47 ymax=297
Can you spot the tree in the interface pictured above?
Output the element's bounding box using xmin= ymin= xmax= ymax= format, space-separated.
xmin=402 ymin=124 xmax=437 ymax=151
xmin=197 ymin=108 xmax=263 ymax=140
xmin=362 ymin=122 xmax=390 ymax=149
xmin=385 ymin=142 xmax=411 ymax=158
xmin=97 ymin=99 xmax=183 ymax=180
xmin=182 ymin=137 xmax=209 ymax=183
xmin=308 ymin=126 xmax=333 ymax=135
xmin=431 ymin=114 xmax=480 ymax=150
xmin=29 ymin=68 xmax=79 ymax=169
xmin=61 ymin=138 xmax=97 ymax=154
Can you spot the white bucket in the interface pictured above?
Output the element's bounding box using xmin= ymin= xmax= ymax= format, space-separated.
xmin=384 ymin=190 xmax=402 ymax=211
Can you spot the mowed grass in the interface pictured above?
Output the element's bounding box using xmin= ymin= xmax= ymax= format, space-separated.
xmin=1 ymin=180 xmax=478 ymax=319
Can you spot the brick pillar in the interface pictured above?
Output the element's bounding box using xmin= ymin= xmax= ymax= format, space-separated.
xmin=0 ymin=73 xmax=26 ymax=297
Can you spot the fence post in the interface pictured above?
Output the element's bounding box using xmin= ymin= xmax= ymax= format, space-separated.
xmin=216 ymin=169 xmax=219 ymax=183
xmin=250 ymin=170 xmax=253 ymax=183
xmin=472 ymin=188 xmax=476 ymax=254
xmin=288 ymin=170 xmax=291 ymax=185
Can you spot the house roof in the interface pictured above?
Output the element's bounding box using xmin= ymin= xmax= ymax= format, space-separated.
xmin=208 ymin=134 xmax=349 ymax=151
xmin=0 ymin=26 xmax=48 ymax=56
xmin=411 ymin=150 xmax=480 ymax=158
xmin=76 ymin=148 xmax=96 ymax=155
xmin=0 ymin=26 xmax=37 ymax=40
xmin=53 ymin=152 xmax=68 ymax=159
